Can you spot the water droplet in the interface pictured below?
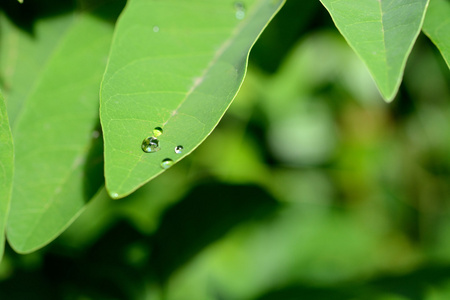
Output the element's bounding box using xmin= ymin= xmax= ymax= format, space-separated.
xmin=174 ymin=145 xmax=184 ymax=154
xmin=160 ymin=158 xmax=174 ymax=169
xmin=153 ymin=26 xmax=160 ymax=33
xmin=234 ymin=2 xmax=245 ymax=20
xmin=142 ymin=137 xmax=160 ymax=153
xmin=153 ymin=127 xmax=163 ymax=137
xmin=92 ymin=130 xmax=100 ymax=139
xmin=111 ymin=192 xmax=119 ymax=199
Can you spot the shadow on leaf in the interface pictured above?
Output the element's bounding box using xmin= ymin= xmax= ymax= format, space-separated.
xmin=82 ymin=122 xmax=105 ymax=201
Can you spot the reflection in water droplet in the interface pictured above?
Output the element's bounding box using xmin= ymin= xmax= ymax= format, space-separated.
xmin=160 ymin=158 xmax=174 ymax=169
xmin=153 ymin=26 xmax=160 ymax=33
xmin=153 ymin=127 xmax=163 ymax=137
xmin=174 ymin=145 xmax=184 ymax=154
xmin=142 ymin=137 xmax=160 ymax=153
xmin=234 ymin=2 xmax=245 ymax=20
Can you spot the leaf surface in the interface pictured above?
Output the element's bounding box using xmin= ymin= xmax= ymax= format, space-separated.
xmin=0 ymin=90 xmax=13 ymax=262
xmin=422 ymin=0 xmax=450 ymax=67
xmin=3 ymin=3 xmax=120 ymax=253
xmin=320 ymin=0 xmax=429 ymax=101
xmin=101 ymin=0 xmax=285 ymax=198
xmin=0 ymin=12 xmax=75 ymax=125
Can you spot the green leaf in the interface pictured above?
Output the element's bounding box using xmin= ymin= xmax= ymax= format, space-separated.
xmin=0 ymin=90 xmax=13 ymax=262
xmin=422 ymin=0 xmax=450 ymax=68
xmin=4 ymin=6 xmax=117 ymax=253
xmin=100 ymin=0 xmax=285 ymax=198
xmin=320 ymin=0 xmax=429 ymax=102
xmin=0 ymin=12 xmax=75 ymax=126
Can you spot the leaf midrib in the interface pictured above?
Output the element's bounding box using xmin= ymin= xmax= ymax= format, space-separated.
xmin=15 ymin=150 xmax=88 ymax=251
xmin=8 ymin=12 xmax=102 ymax=251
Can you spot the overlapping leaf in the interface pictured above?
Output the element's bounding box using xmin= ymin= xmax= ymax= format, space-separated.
xmin=422 ymin=0 xmax=450 ymax=67
xmin=2 ymin=2 xmax=122 ymax=253
xmin=320 ymin=0 xmax=429 ymax=101
xmin=0 ymin=90 xmax=13 ymax=262
xmin=100 ymin=0 xmax=285 ymax=198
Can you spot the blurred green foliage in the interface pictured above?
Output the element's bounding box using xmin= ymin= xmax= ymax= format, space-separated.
xmin=1 ymin=0 xmax=450 ymax=299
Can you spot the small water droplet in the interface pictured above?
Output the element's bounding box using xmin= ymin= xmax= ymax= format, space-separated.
xmin=174 ymin=145 xmax=184 ymax=154
xmin=153 ymin=26 xmax=160 ymax=33
xmin=142 ymin=137 xmax=160 ymax=153
xmin=160 ymin=158 xmax=174 ymax=169
xmin=153 ymin=127 xmax=163 ymax=137
xmin=234 ymin=2 xmax=245 ymax=20
xmin=92 ymin=130 xmax=100 ymax=139
xmin=111 ymin=192 xmax=119 ymax=199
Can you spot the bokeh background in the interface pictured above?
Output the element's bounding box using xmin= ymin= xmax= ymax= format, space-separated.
xmin=1 ymin=0 xmax=450 ymax=299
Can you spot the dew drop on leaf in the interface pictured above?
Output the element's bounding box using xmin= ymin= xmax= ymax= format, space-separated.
xmin=153 ymin=127 xmax=163 ymax=137
xmin=160 ymin=158 xmax=174 ymax=169
xmin=141 ymin=137 xmax=160 ymax=153
xmin=174 ymin=145 xmax=184 ymax=154
xmin=153 ymin=26 xmax=159 ymax=33
xmin=234 ymin=2 xmax=245 ymax=20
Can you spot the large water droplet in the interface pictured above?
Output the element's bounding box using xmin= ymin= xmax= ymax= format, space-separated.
xmin=160 ymin=158 xmax=174 ymax=169
xmin=141 ymin=137 xmax=160 ymax=153
xmin=153 ymin=127 xmax=163 ymax=137
xmin=234 ymin=2 xmax=245 ymax=20
xmin=174 ymin=145 xmax=184 ymax=154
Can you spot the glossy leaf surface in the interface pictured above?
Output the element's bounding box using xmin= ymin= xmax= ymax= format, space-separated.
xmin=101 ymin=0 xmax=285 ymax=198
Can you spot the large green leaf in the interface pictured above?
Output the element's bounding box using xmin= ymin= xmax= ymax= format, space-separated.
xmin=3 ymin=3 xmax=120 ymax=253
xmin=0 ymin=90 xmax=13 ymax=262
xmin=422 ymin=0 xmax=450 ymax=68
xmin=320 ymin=0 xmax=429 ymax=102
xmin=100 ymin=0 xmax=285 ymax=198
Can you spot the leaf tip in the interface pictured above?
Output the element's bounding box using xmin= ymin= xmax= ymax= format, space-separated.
xmin=108 ymin=190 xmax=121 ymax=200
xmin=379 ymin=86 xmax=398 ymax=103
xmin=382 ymin=94 xmax=396 ymax=103
xmin=105 ymin=183 xmax=129 ymax=200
